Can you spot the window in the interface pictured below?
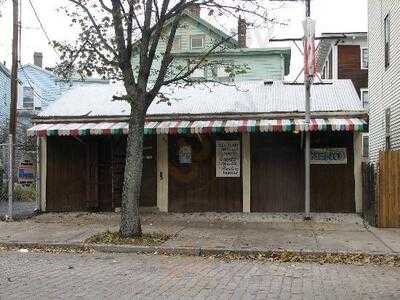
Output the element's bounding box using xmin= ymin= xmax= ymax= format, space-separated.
xmin=361 ymin=88 xmax=369 ymax=109
xmin=361 ymin=47 xmax=369 ymax=69
xmin=385 ymin=107 xmax=391 ymax=149
xmin=362 ymin=134 xmax=369 ymax=158
xmin=188 ymin=62 xmax=205 ymax=80
xmin=211 ymin=64 xmax=234 ymax=81
xmin=23 ymin=87 xmax=34 ymax=110
xmin=384 ymin=14 xmax=390 ymax=68
xmin=190 ymin=35 xmax=205 ymax=50
xmin=172 ymin=36 xmax=181 ymax=51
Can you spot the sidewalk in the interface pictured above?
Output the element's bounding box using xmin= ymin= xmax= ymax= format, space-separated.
xmin=1 ymin=211 xmax=400 ymax=256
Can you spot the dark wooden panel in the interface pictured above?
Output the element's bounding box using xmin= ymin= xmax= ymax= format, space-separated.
xmin=168 ymin=134 xmax=242 ymax=212
xmin=46 ymin=137 xmax=87 ymax=211
xmin=338 ymin=45 xmax=368 ymax=95
xmin=251 ymin=132 xmax=355 ymax=213
xmin=251 ymin=133 xmax=304 ymax=212
xmin=310 ymin=132 xmax=355 ymax=213
xmin=111 ymin=135 xmax=157 ymax=208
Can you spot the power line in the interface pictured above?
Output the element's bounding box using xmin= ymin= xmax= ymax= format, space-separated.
xmin=27 ymin=0 xmax=59 ymax=57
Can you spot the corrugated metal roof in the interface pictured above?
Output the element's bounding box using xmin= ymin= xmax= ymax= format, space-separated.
xmin=39 ymin=79 xmax=365 ymax=119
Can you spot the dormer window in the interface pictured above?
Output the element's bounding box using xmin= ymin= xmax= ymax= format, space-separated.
xmin=23 ymin=87 xmax=34 ymax=110
xmin=361 ymin=47 xmax=369 ymax=69
xmin=190 ymin=35 xmax=205 ymax=50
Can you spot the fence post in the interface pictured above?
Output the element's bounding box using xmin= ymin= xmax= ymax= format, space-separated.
xmin=7 ymin=134 xmax=13 ymax=220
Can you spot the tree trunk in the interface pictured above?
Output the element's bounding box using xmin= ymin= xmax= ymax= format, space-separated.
xmin=120 ymin=101 xmax=145 ymax=237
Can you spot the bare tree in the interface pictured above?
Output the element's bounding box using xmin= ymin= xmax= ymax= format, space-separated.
xmin=55 ymin=0 xmax=279 ymax=237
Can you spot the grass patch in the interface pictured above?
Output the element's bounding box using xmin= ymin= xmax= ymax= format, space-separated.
xmin=85 ymin=231 xmax=170 ymax=246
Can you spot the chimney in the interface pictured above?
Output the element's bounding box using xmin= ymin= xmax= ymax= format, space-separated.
xmin=238 ymin=16 xmax=247 ymax=48
xmin=33 ymin=52 xmax=43 ymax=68
xmin=186 ymin=4 xmax=201 ymax=18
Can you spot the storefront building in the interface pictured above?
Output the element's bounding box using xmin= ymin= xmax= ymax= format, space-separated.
xmin=28 ymin=80 xmax=368 ymax=213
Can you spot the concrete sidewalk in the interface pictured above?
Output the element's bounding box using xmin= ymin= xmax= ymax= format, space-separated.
xmin=1 ymin=212 xmax=400 ymax=255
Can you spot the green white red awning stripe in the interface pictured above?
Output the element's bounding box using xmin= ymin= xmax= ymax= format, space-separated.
xmin=27 ymin=118 xmax=368 ymax=137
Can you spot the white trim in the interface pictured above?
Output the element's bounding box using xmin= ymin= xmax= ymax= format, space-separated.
xmin=40 ymin=137 xmax=47 ymax=212
xmin=242 ymin=133 xmax=251 ymax=212
xmin=360 ymin=47 xmax=369 ymax=69
xmin=332 ymin=44 xmax=338 ymax=79
xmin=353 ymin=132 xmax=362 ymax=213
xmin=360 ymin=88 xmax=369 ymax=109
xmin=157 ymin=134 xmax=168 ymax=212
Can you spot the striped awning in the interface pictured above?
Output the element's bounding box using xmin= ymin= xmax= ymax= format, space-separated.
xmin=27 ymin=118 xmax=368 ymax=137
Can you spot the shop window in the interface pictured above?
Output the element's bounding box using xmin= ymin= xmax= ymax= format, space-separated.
xmin=361 ymin=47 xmax=369 ymax=69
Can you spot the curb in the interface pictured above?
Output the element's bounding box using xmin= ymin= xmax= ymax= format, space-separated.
xmin=1 ymin=241 xmax=399 ymax=259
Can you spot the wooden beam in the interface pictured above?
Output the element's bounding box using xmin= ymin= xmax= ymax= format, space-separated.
xmin=40 ymin=137 xmax=47 ymax=212
xmin=242 ymin=133 xmax=251 ymax=213
xmin=157 ymin=134 xmax=168 ymax=212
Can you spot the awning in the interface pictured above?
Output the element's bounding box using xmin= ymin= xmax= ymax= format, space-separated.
xmin=27 ymin=118 xmax=368 ymax=137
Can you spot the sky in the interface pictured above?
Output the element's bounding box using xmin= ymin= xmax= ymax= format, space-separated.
xmin=0 ymin=0 xmax=368 ymax=79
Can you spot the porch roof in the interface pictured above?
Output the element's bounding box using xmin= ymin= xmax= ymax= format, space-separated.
xmin=28 ymin=118 xmax=368 ymax=137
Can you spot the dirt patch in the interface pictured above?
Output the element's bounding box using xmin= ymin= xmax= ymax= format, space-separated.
xmin=85 ymin=231 xmax=170 ymax=246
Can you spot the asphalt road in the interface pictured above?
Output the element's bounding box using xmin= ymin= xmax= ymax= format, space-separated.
xmin=1 ymin=250 xmax=400 ymax=299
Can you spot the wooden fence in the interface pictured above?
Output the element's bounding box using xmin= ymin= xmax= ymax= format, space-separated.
xmin=376 ymin=150 xmax=400 ymax=227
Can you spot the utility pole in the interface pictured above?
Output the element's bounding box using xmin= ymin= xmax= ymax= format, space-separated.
xmin=304 ymin=0 xmax=312 ymax=220
xmin=270 ymin=0 xmax=315 ymax=220
xmin=8 ymin=0 xmax=19 ymax=220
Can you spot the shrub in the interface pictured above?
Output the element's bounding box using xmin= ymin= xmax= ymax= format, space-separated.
xmin=14 ymin=184 xmax=37 ymax=202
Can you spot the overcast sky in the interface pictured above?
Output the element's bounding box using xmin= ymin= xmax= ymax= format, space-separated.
xmin=0 ymin=0 xmax=367 ymax=79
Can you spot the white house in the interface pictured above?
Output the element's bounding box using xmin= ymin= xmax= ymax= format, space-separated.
xmin=368 ymin=1 xmax=400 ymax=161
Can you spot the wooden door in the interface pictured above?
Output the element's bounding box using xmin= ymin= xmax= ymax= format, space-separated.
xmin=251 ymin=133 xmax=304 ymax=212
xmin=111 ymin=135 xmax=157 ymax=208
xmin=168 ymin=134 xmax=243 ymax=212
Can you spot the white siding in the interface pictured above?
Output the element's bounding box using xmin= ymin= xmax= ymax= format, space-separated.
xmin=368 ymin=0 xmax=400 ymax=161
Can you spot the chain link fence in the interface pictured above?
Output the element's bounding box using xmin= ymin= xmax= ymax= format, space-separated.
xmin=0 ymin=121 xmax=38 ymax=220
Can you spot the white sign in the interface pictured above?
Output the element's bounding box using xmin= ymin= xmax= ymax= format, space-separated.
xmin=311 ymin=148 xmax=347 ymax=165
xmin=179 ymin=145 xmax=192 ymax=164
xmin=216 ymin=140 xmax=240 ymax=177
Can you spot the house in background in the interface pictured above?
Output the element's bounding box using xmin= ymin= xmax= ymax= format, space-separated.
xmin=316 ymin=32 xmax=369 ymax=159
xmin=17 ymin=52 xmax=69 ymax=115
xmin=368 ymin=1 xmax=400 ymax=162
xmin=0 ymin=62 xmax=23 ymax=130
xmin=317 ymin=32 xmax=368 ymax=108
xmin=132 ymin=6 xmax=291 ymax=83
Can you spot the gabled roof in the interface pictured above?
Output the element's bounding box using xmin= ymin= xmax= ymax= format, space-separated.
xmin=316 ymin=32 xmax=367 ymax=72
xmin=0 ymin=62 xmax=11 ymax=78
xmin=133 ymin=11 xmax=240 ymax=53
xmin=18 ymin=64 xmax=69 ymax=108
xmin=38 ymin=79 xmax=366 ymax=120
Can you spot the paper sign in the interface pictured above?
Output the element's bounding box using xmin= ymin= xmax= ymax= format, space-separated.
xmin=216 ymin=140 xmax=240 ymax=177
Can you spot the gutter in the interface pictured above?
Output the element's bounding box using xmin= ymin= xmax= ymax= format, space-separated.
xmin=32 ymin=110 xmax=368 ymax=124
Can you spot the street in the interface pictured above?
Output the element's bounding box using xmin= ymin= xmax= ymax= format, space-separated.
xmin=1 ymin=250 xmax=399 ymax=299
